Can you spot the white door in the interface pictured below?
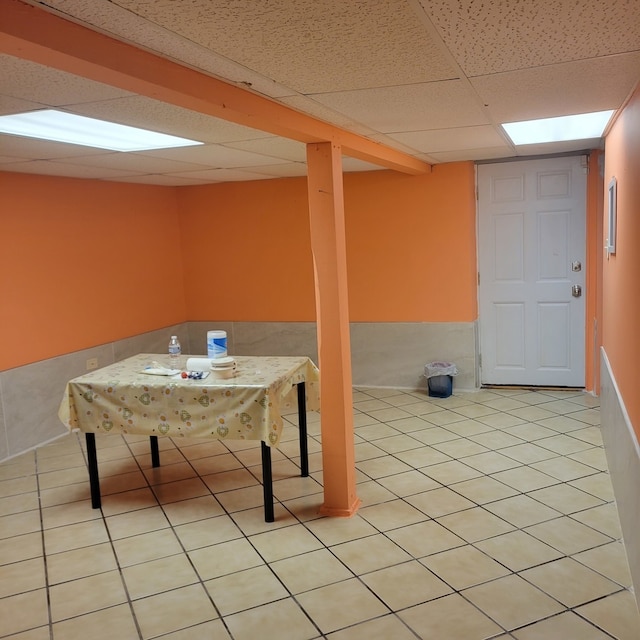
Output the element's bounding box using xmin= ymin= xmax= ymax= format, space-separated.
xmin=478 ymin=156 xmax=586 ymax=387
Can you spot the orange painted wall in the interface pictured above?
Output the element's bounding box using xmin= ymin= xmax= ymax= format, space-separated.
xmin=2 ymin=163 xmax=477 ymax=371
xmin=344 ymin=163 xmax=477 ymax=322
xmin=179 ymin=162 xmax=478 ymax=323
xmin=177 ymin=177 xmax=316 ymax=321
xmin=0 ymin=172 xmax=186 ymax=370
xmin=4 ymin=156 xmax=604 ymax=385
xmin=602 ymin=86 xmax=640 ymax=438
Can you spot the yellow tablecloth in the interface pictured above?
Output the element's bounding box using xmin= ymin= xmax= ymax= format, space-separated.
xmin=58 ymin=354 xmax=320 ymax=446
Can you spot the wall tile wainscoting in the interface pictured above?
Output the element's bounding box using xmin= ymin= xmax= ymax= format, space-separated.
xmin=0 ymin=321 xmax=477 ymax=460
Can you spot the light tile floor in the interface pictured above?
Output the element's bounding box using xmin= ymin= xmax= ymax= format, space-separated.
xmin=1 ymin=387 xmax=639 ymax=639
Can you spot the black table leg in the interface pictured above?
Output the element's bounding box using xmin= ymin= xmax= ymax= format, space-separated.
xmin=150 ymin=435 xmax=160 ymax=467
xmin=261 ymin=442 xmax=274 ymax=523
xmin=85 ymin=433 xmax=101 ymax=509
xmin=297 ymin=382 xmax=309 ymax=477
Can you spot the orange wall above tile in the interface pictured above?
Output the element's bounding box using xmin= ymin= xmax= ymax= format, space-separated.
xmin=2 ymin=161 xmax=477 ymax=370
xmin=177 ymin=177 xmax=316 ymax=322
xmin=0 ymin=172 xmax=186 ymax=370
xmin=603 ymin=87 xmax=640 ymax=438
xmin=179 ymin=162 xmax=478 ymax=323
xmin=344 ymin=163 xmax=477 ymax=322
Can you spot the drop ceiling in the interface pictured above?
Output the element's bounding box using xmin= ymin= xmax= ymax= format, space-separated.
xmin=1 ymin=0 xmax=639 ymax=185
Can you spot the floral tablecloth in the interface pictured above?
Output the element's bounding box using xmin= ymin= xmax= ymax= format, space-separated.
xmin=58 ymin=354 xmax=320 ymax=446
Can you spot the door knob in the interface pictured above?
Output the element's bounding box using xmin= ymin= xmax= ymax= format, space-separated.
xmin=572 ymin=284 xmax=582 ymax=298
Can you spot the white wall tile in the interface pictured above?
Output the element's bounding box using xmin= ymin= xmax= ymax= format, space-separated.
xmin=600 ymin=348 xmax=640 ymax=612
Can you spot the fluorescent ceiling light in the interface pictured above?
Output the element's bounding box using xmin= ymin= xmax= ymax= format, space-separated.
xmin=0 ymin=109 xmax=203 ymax=151
xmin=502 ymin=110 xmax=615 ymax=145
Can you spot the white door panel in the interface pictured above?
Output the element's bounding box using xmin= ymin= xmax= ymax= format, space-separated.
xmin=478 ymin=157 xmax=586 ymax=386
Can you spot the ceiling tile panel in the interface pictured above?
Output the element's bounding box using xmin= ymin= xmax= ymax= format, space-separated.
xmin=310 ymin=80 xmax=490 ymax=132
xmin=168 ymin=167 xmax=278 ymax=182
xmin=246 ymin=162 xmax=309 ymax=178
xmin=35 ymin=0 xmax=298 ymax=99
xmin=426 ymin=146 xmax=514 ymax=163
xmin=0 ymin=95 xmax=48 ymax=116
xmin=65 ymin=96 xmax=273 ymax=144
xmin=4 ymin=0 xmax=640 ymax=180
xmin=225 ymin=136 xmax=307 ymax=163
xmin=472 ymin=52 xmax=640 ymax=122
xmin=107 ymin=0 xmax=458 ymax=92
xmin=0 ymin=159 xmax=138 ymax=179
xmin=389 ymin=125 xmax=509 ymax=154
xmin=140 ymin=143 xmax=292 ymax=167
xmin=419 ymin=0 xmax=640 ymax=76
xmin=113 ymin=174 xmax=213 ymax=186
xmin=0 ymin=54 xmax=132 ymax=106
xmin=279 ymin=95 xmax=378 ymax=135
xmin=0 ymin=156 xmax=29 ymax=166
xmin=0 ymin=135 xmax=107 ymax=160
xmin=57 ymin=152 xmax=211 ymax=174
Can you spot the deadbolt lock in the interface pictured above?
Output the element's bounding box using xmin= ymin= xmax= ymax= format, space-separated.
xmin=572 ymin=261 xmax=582 ymax=272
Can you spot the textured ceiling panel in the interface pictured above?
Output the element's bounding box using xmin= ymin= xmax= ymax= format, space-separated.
xmin=0 ymin=94 xmax=47 ymax=116
xmin=139 ymin=143 xmax=293 ymax=168
xmin=65 ymin=96 xmax=273 ymax=144
xmin=167 ymin=166 xmax=280 ymax=182
xmin=367 ymin=133 xmax=436 ymax=158
xmin=0 ymin=159 xmax=139 ymax=179
xmin=389 ymin=125 xmax=509 ymax=154
xmin=420 ymin=0 xmax=640 ymax=76
xmin=247 ymin=162 xmax=309 ymax=178
xmin=108 ymin=0 xmax=458 ymax=92
xmin=426 ymin=146 xmax=513 ymax=162
xmin=4 ymin=0 xmax=640 ymax=182
xmin=279 ymin=95 xmax=378 ymax=135
xmin=471 ymin=52 xmax=640 ymax=122
xmin=0 ymin=135 xmax=106 ymax=160
xmin=57 ymin=152 xmax=211 ymax=174
xmin=114 ymin=174 xmax=214 ymax=186
xmin=311 ymin=80 xmax=489 ymax=133
xmin=35 ymin=0 xmax=297 ymax=99
xmin=225 ymin=136 xmax=307 ymax=163
xmin=0 ymin=54 xmax=132 ymax=106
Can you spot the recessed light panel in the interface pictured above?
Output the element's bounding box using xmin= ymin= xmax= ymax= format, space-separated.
xmin=502 ymin=110 xmax=615 ymax=145
xmin=0 ymin=109 xmax=203 ymax=151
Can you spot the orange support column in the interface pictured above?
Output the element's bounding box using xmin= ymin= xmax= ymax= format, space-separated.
xmin=306 ymin=141 xmax=361 ymax=517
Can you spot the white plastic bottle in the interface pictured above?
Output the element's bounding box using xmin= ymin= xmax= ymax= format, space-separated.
xmin=168 ymin=335 xmax=181 ymax=369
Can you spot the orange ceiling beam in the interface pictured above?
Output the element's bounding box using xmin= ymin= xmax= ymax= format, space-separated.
xmin=1 ymin=0 xmax=431 ymax=175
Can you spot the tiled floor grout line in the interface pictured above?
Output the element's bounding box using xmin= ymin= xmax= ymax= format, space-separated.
xmin=202 ymin=415 xmax=463 ymax=638
xmin=121 ymin=434 xmax=282 ymax=639
xmin=179 ymin=450 xmax=326 ymax=640
xmin=142 ymin=429 xmax=342 ymax=639
xmin=34 ymin=445 xmax=55 ymax=640
xmin=2 ymin=388 xmax=638 ymax=639
xmin=118 ymin=432 xmax=220 ymax=640
xmin=351 ymin=479 xmax=620 ymax=637
xmin=59 ymin=432 xmax=160 ymax=638
xmin=347 ymin=403 xmax=619 ymax=639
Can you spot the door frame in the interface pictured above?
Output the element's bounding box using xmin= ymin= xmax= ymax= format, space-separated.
xmin=475 ymin=152 xmax=602 ymax=392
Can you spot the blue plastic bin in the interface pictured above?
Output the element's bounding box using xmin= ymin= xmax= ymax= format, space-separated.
xmin=424 ymin=362 xmax=457 ymax=398
xmin=427 ymin=374 xmax=453 ymax=398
